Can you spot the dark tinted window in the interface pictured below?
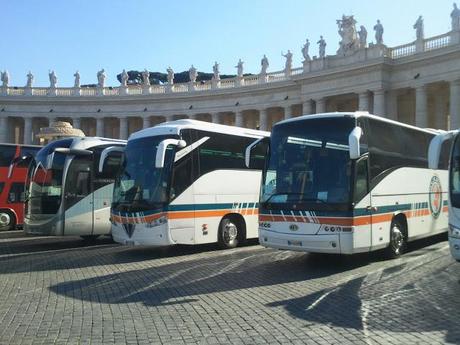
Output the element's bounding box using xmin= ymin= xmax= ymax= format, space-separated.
xmin=18 ymin=146 xmax=41 ymax=167
xmin=0 ymin=182 xmax=4 ymax=195
xmin=92 ymin=147 xmax=123 ymax=191
xmin=354 ymin=157 xmax=369 ymax=203
xmin=7 ymin=182 xmax=25 ymax=203
xmin=0 ymin=145 xmax=16 ymax=166
xmin=171 ymin=155 xmax=193 ymax=200
xmin=64 ymin=156 xmax=92 ymax=210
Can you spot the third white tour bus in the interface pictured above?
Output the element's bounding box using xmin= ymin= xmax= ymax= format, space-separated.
xmin=429 ymin=130 xmax=460 ymax=261
xmin=246 ymin=112 xmax=448 ymax=258
xmin=110 ymin=119 xmax=269 ymax=248
xmin=23 ymin=137 xmax=126 ymax=240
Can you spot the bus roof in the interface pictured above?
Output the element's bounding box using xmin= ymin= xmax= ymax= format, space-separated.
xmin=277 ymin=111 xmax=444 ymax=135
xmin=130 ymin=119 xmax=271 ymax=141
xmin=41 ymin=137 xmax=126 ymax=151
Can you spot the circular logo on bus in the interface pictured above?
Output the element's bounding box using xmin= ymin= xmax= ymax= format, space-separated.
xmin=429 ymin=175 xmax=442 ymax=219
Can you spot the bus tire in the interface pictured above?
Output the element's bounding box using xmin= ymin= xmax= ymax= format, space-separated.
xmin=385 ymin=218 xmax=407 ymax=259
xmin=0 ymin=210 xmax=15 ymax=231
xmin=80 ymin=235 xmax=100 ymax=242
xmin=218 ymin=216 xmax=240 ymax=249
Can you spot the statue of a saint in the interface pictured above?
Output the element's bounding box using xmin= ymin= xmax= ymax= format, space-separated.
xmin=260 ymin=55 xmax=269 ymax=75
xmin=73 ymin=71 xmax=80 ymax=88
xmin=374 ymin=20 xmax=384 ymax=45
xmin=302 ymin=39 xmax=311 ymax=61
xmin=358 ymin=25 xmax=367 ymax=48
xmin=167 ymin=67 xmax=174 ymax=84
xmin=452 ymin=3 xmax=460 ymax=31
xmin=212 ymin=61 xmax=220 ymax=81
xmin=97 ymin=69 xmax=106 ymax=88
xmin=317 ymin=36 xmax=327 ymax=58
xmin=26 ymin=71 xmax=34 ymax=88
xmin=235 ymin=59 xmax=244 ymax=78
xmin=282 ymin=50 xmax=293 ymax=73
xmin=189 ymin=65 xmax=197 ymax=83
xmin=142 ymin=69 xmax=150 ymax=86
xmin=1 ymin=71 xmax=9 ymax=88
xmin=49 ymin=70 xmax=57 ymax=88
xmin=121 ymin=69 xmax=129 ymax=86
xmin=413 ymin=16 xmax=424 ymax=41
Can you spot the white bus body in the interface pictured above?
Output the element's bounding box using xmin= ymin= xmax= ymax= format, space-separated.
xmin=251 ymin=112 xmax=448 ymax=257
xmin=24 ymin=137 xmax=126 ymax=238
xmin=111 ymin=120 xmax=269 ymax=248
xmin=429 ymin=130 xmax=460 ymax=261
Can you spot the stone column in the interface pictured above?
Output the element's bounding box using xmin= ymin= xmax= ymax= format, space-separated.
xmin=165 ymin=115 xmax=174 ymax=122
xmin=415 ymin=85 xmax=428 ymax=128
xmin=315 ymin=98 xmax=326 ymax=114
xmin=386 ymin=90 xmax=398 ymax=121
xmin=119 ymin=117 xmax=128 ymax=140
xmin=24 ymin=117 xmax=32 ymax=145
xmin=143 ymin=117 xmax=150 ymax=129
xmin=96 ymin=117 xmax=104 ymax=137
xmin=373 ymin=89 xmax=386 ymax=116
xmin=72 ymin=117 xmax=81 ymax=129
xmin=259 ymin=109 xmax=268 ymax=131
xmin=358 ymin=91 xmax=370 ymax=111
xmin=434 ymin=92 xmax=447 ymax=130
xmin=302 ymin=100 xmax=312 ymax=115
xmin=0 ymin=116 xmax=8 ymax=143
xmin=211 ymin=113 xmax=220 ymax=124
xmin=450 ymin=80 xmax=460 ymax=129
xmin=284 ymin=105 xmax=294 ymax=120
xmin=235 ymin=111 xmax=244 ymax=127
xmin=48 ymin=116 xmax=56 ymax=125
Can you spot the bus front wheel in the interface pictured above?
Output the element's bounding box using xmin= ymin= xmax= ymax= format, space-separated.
xmin=218 ymin=217 xmax=240 ymax=249
xmin=385 ymin=218 xmax=406 ymax=259
xmin=0 ymin=211 xmax=15 ymax=231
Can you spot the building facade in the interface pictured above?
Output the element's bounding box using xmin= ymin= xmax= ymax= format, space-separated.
xmin=1 ymin=11 xmax=460 ymax=144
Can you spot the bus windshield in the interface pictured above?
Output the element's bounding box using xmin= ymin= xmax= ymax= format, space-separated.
xmin=112 ymin=135 xmax=177 ymax=212
xmin=262 ymin=117 xmax=355 ymax=210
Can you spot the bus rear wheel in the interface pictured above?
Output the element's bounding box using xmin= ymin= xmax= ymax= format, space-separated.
xmin=385 ymin=218 xmax=406 ymax=259
xmin=218 ymin=217 xmax=240 ymax=249
xmin=0 ymin=211 xmax=15 ymax=231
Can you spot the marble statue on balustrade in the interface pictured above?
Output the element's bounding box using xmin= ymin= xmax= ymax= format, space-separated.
xmin=414 ymin=16 xmax=424 ymax=40
xmin=452 ymin=3 xmax=460 ymax=31
xmin=336 ymin=15 xmax=359 ymax=55
xmin=121 ymin=69 xmax=129 ymax=86
xmin=189 ymin=65 xmax=197 ymax=83
xmin=212 ymin=62 xmax=220 ymax=81
xmin=235 ymin=59 xmax=244 ymax=78
xmin=26 ymin=71 xmax=34 ymax=88
xmin=317 ymin=36 xmax=326 ymax=58
xmin=142 ymin=69 xmax=150 ymax=86
xmin=97 ymin=69 xmax=106 ymax=88
xmin=260 ymin=55 xmax=269 ymax=75
xmin=1 ymin=71 xmax=9 ymax=88
xmin=358 ymin=25 xmax=367 ymax=48
xmin=374 ymin=20 xmax=384 ymax=44
xmin=302 ymin=39 xmax=311 ymax=61
xmin=282 ymin=50 xmax=293 ymax=74
xmin=73 ymin=71 xmax=80 ymax=88
xmin=49 ymin=70 xmax=57 ymax=88
xmin=167 ymin=67 xmax=174 ymax=84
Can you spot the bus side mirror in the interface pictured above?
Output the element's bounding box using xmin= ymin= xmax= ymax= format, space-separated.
xmin=98 ymin=146 xmax=125 ymax=173
xmin=245 ymin=136 xmax=269 ymax=168
xmin=46 ymin=148 xmax=93 ymax=170
xmin=348 ymin=126 xmax=362 ymax=160
xmin=428 ymin=131 xmax=455 ymax=169
xmin=8 ymin=155 xmax=32 ymax=178
xmin=155 ymin=139 xmax=187 ymax=168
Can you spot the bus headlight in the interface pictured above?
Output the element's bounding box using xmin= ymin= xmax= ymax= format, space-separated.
xmin=146 ymin=215 xmax=167 ymax=228
xmin=449 ymin=224 xmax=460 ymax=239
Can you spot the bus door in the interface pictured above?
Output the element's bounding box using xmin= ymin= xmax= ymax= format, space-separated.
xmin=353 ymin=154 xmax=373 ymax=250
xmin=63 ymin=155 xmax=94 ymax=235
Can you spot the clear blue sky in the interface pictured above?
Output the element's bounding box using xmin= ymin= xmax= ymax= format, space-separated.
xmin=1 ymin=0 xmax=454 ymax=86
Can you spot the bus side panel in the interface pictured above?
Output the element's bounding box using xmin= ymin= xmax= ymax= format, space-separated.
xmin=169 ymin=185 xmax=195 ymax=245
xmin=370 ymin=167 xmax=448 ymax=248
xmin=192 ymin=170 xmax=261 ymax=244
xmin=64 ymin=192 xmax=94 ymax=236
xmin=92 ymin=183 xmax=114 ymax=235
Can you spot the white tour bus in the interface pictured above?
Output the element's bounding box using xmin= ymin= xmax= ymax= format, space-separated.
xmin=22 ymin=137 xmax=126 ymax=239
xmin=428 ymin=130 xmax=460 ymax=261
xmin=110 ymin=119 xmax=269 ymax=248
xmin=246 ymin=112 xmax=448 ymax=258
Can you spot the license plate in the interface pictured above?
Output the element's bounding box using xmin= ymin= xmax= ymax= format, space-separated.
xmin=288 ymin=240 xmax=302 ymax=246
xmin=125 ymin=240 xmax=136 ymax=246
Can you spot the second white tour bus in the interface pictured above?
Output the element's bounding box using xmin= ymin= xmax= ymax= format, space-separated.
xmin=23 ymin=137 xmax=126 ymax=239
xmin=429 ymin=130 xmax=460 ymax=261
xmin=247 ymin=112 xmax=448 ymax=258
xmin=110 ymin=119 xmax=269 ymax=248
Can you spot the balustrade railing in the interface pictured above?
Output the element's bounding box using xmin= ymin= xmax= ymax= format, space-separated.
xmin=425 ymin=32 xmax=451 ymax=51
xmin=389 ymin=42 xmax=416 ymax=59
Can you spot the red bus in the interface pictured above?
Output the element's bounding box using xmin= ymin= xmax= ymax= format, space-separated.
xmin=0 ymin=143 xmax=41 ymax=230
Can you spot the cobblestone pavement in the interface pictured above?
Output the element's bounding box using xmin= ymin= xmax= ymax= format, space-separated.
xmin=0 ymin=231 xmax=459 ymax=345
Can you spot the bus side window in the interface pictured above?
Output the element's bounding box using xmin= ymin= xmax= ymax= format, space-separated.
xmin=354 ymin=157 xmax=369 ymax=203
